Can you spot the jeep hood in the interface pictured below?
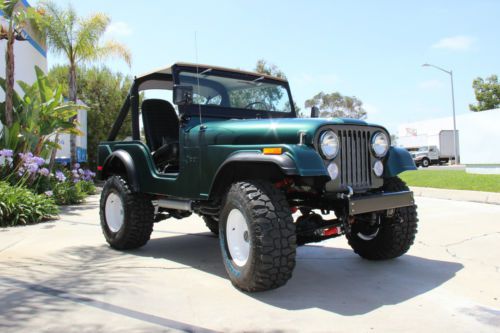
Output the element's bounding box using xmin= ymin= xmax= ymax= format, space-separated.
xmin=200 ymin=117 xmax=387 ymax=146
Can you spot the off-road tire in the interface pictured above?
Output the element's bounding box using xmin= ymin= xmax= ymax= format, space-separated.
xmin=219 ymin=180 xmax=296 ymax=292
xmin=203 ymin=216 xmax=219 ymax=235
xmin=100 ymin=176 xmax=154 ymax=250
xmin=347 ymin=177 xmax=418 ymax=260
xmin=422 ymin=158 xmax=430 ymax=167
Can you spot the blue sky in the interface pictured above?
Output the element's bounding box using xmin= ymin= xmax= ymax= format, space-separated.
xmin=42 ymin=0 xmax=498 ymax=133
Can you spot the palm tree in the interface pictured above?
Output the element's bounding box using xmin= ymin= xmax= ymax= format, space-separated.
xmin=0 ymin=0 xmax=29 ymax=127
xmin=32 ymin=1 xmax=131 ymax=164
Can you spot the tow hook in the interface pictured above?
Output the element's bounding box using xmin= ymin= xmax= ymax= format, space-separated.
xmin=337 ymin=186 xmax=353 ymax=200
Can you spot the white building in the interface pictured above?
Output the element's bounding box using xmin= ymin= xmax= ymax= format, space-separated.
xmin=398 ymin=109 xmax=500 ymax=174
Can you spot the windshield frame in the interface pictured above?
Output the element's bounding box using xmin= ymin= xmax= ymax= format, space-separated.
xmin=172 ymin=64 xmax=296 ymax=119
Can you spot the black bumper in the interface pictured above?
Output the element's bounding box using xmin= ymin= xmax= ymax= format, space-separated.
xmin=348 ymin=191 xmax=415 ymax=215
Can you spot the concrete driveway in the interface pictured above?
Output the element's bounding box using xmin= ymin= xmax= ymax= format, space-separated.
xmin=0 ymin=195 xmax=499 ymax=332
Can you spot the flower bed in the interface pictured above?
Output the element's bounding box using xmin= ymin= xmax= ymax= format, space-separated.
xmin=0 ymin=149 xmax=96 ymax=226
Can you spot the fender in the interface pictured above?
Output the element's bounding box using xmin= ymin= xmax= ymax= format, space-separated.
xmin=219 ymin=151 xmax=299 ymax=175
xmin=384 ymin=146 xmax=417 ymax=177
xmin=102 ymin=150 xmax=140 ymax=192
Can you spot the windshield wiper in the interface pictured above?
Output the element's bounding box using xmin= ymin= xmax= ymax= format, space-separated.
xmin=200 ymin=68 xmax=212 ymax=76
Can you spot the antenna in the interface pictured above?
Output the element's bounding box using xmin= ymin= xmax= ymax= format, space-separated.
xmin=194 ymin=32 xmax=203 ymax=127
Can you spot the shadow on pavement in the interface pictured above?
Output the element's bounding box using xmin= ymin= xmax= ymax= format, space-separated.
xmin=135 ymin=233 xmax=464 ymax=315
xmin=0 ymin=231 xmax=464 ymax=330
xmin=0 ymin=243 xmax=217 ymax=333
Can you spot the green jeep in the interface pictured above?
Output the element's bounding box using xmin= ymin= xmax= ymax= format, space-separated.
xmin=97 ymin=63 xmax=418 ymax=292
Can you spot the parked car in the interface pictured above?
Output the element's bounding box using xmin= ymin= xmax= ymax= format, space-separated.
xmin=97 ymin=63 xmax=418 ymax=292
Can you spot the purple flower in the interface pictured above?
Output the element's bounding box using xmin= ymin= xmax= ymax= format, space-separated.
xmin=38 ymin=167 xmax=50 ymax=176
xmin=44 ymin=190 xmax=53 ymax=197
xmin=27 ymin=163 xmax=39 ymax=174
xmin=74 ymin=163 xmax=80 ymax=169
xmin=55 ymin=170 xmax=66 ymax=182
xmin=78 ymin=168 xmax=84 ymax=175
xmin=0 ymin=149 xmax=13 ymax=158
xmin=33 ymin=156 xmax=45 ymax=166
xmin=18 ymin=167 xmax=25 ymax=176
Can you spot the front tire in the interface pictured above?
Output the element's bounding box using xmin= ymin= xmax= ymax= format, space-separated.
xmin=219 ymin=180 xmax=296 ymax=292
xmin=100 ymin=176 xmax=154 ymax=250
xmin=421 ymin=158 xmax=430 ymax=167
xmin=347 ymin=177 xmax=418 ymax=260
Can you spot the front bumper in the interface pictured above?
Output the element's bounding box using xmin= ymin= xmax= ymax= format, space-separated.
xmin=348 ymin=191 xmax=415 ymax=215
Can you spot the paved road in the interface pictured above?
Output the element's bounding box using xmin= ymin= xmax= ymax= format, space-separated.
xmin=0 ymin=195 xmax=499 ymax=332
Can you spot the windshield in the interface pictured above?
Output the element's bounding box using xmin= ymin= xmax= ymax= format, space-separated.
xmin=418 ymin=147 xmax=429 ymax=152
xmin=178 ymin=70 xmax=293 ymax=113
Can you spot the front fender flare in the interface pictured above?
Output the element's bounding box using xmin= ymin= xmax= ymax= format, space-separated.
xmin=220 ymin=151 xmax=299 ymax=175
xmin=384 ymin=146 xmax=417 ymax=177
xmin=102 ymin=150 xmax=140 ymax=192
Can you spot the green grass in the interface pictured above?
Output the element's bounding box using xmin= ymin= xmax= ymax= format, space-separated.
xmin=399 ymin=170 xmax=500 ymax=193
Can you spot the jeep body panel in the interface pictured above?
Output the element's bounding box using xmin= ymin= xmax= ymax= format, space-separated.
xmin=99 ymin=116 xmax=417 ymax=200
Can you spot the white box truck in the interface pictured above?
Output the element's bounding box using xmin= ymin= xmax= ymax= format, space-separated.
xmin=403 ymin=130 xmax=459 ymax=167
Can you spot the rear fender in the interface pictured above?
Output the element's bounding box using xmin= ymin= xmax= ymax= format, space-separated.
xmin=101 ymin=150 xmax=140 ymax=191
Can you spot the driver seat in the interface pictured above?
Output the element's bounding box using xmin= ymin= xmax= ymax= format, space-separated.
xmin=141 ymin=99 xmax=179 ymax=172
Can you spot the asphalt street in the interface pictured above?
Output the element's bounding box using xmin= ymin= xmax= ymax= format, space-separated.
xmin=0 ymin=194 xmax=499 ymax=332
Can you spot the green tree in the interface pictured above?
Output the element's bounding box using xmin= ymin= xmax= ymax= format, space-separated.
xmin=469 ymin=75 xmax=500 ymax=112
xmin=48 ymin=65 xmax=132 ymax=169
xmin=305 ymin=91 xmax=367 ymax=119
xmin=31 ymin=1 xmax=131 ymax=164
xmin=0 ymin=0 xmax=30 ymax=127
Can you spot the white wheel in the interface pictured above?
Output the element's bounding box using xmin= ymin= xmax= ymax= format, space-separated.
xmin=225 ymin=208 xmax=250 ymax=267
xmin=105 ymin=192 xmax=124 ymax=233
xmin=357 ymin=228 xmax=379 ymax=241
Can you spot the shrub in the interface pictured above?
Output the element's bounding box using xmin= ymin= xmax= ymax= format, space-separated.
xmin=77 ymin=180 xmax=96 ymax=195
xmin=0 ymin=181 xmax=58 ymax=227
xmin=51 ymin=181 xmax=86 ymax=205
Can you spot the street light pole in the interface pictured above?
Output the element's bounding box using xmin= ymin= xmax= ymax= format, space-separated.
xmin=422 ymin=63 xmax=459 ymax=165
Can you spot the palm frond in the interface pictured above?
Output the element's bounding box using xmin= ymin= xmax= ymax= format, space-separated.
xmin=74 ymin=12 xmax=109 ymax=61
xmin=87 ymin=40 xmax=132 ymax=67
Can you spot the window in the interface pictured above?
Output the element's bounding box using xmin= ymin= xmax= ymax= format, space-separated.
xmin=178 ymin=70 xmax=292 ymax=113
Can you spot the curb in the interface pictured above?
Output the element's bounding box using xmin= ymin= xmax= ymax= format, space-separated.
xmin=410 ymin=186 xmax=500 ymax=205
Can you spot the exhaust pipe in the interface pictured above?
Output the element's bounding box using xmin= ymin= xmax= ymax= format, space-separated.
xmin=153 ymin=199 xmax=193 ymax=211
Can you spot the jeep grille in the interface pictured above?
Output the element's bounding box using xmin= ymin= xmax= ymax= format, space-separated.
xmin=338 ymin=129 xmax=372 ymax=189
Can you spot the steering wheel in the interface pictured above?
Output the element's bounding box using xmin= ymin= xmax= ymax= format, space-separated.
xmin=244 ymin=101 xmax=268 ymax=110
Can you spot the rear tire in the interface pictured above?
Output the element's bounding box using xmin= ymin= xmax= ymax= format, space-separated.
xmin=203 ymin=216 xmax=219 ymax=235
xmin=219 ymin=180 xmax=296 ymax=292
xmin=347 ymin=177 xmax=418 ymax=260
xmin=100 ymin=176 xmax=154 ymax=250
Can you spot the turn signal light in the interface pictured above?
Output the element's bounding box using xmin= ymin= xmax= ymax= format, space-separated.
xmin=263 ymin=147 xmax=282 ymax=155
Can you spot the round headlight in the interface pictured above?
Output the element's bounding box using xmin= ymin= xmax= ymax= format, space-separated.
xmin=371 ymin=132 xmax=389 ymax=157
xmin=320 ymin=130 xmax=339 ymax=159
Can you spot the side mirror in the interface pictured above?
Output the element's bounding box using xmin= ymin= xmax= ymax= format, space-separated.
xmin=311 ymin=106 xmax=319 ymax=118
xmin=173 ymin=85 xmax=193 ymax=105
